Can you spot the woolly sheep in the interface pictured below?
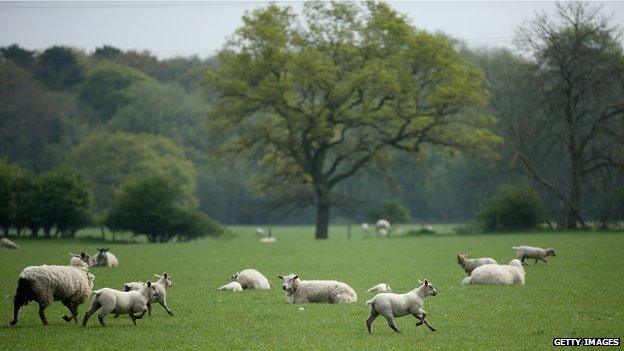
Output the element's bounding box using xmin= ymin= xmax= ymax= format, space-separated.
xmin=69 ymin=252 xmax=94 ymax=269
xmin=93 ymin=248 xmax=118 ymax=267
xmin=230 ymin=269 xmax=272 ymax=290
xmin=1 ymin=237 xmax=20 ymax=249
xmin=9 ymin=265 xmax=95 ymax=326
xmin=83 ymin=281 xmax=158 ymax=326
xmin=376 ymin=219 xmax=391 ymax=237
xmin=217 ymin=281 xmax=243 ymax=292
xmin=457 ymin=254 xmax=497 ymax=276
xmin=361 ymin=223 xmax=370 ymax=237
xmin=366 ymin=279 xmax=438 ymax=333
xmin=513 ymin=245 xmax=556 ymax=265
xmin=278 ymin=274 xmax=357 ymax=304
xmin=461 ymin=259 xmax=525 ymax=285
xmin=367 ymin=283 xmax=392 ymax=294
xmin=123 ymin=273 xmax=174 ymax=316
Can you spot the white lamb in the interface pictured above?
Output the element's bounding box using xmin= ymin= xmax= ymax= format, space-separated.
xmin=1 ymin=237 xmax=20 ymax=249
xmin=376 ymin=219 xmax=391 ymax=237
xmin=69 ymin=252 xmax=94 ymax=269
xmin=230 ymin=268 xmax=272 ymax=290
xmin=278 ymin=274 xmax=357 ymax=304
xmin=83 ymin=281 xmax=158 ymax=326
xmin=457 ymin=254 xmax=497 ymax=276
xmin=93 ymin=248 xmax=118 ymax=267
xmin=217 ymin=281 xmax=243 ymax=292
xmin=513 ymin=245 xmax=556 ymax=265
xmin=366 ymin=279 xmax=438 ymax=333
xmin=461 ymin=259 xmax=525 ymax=285
xmin=367 ymin=283 xmax=392 ymax=294
xmin=122 ymin=273 xmax=174 ymax=316
xmin=10 ymin=265 xmax=95 ymax=326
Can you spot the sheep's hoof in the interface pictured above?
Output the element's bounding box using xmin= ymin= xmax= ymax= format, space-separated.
xmin=9 ymin=320 xmax=17 ymax=326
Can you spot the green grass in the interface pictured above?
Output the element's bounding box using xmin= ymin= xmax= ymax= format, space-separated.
xmin=1 ymin=226 xmax=623 ymax=350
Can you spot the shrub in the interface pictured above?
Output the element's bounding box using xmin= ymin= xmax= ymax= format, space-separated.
xmin=478 ymin=185 xmax=545 ymax=231
xmin=367 ymin=199 xmax=410 ymax=224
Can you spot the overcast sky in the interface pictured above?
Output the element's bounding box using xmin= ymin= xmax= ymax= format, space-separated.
xmin=1 ymin=1 xmax=623 ymax=59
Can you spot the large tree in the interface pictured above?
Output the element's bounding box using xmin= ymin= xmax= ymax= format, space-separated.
xmin=206 ymin=2 xmax=499 ymax=239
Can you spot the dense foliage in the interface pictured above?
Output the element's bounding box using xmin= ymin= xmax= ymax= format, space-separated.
xmin=479 ymin=186 xmax=545 ymax=231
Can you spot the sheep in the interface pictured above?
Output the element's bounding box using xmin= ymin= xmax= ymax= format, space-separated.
xmin=278 ymin=274 xmax=357 ymax=304
xmin=217 ymin=281 xmax=243 ymax=292
xmin=83 ymin=281 xmax=158 ymax=327
xmin=361 ymin=223 xmax=371 ymax=237
xmin=69 ymin=252 xmax=94 ymax=269
xmin=461 ymin=259 xmax=525 ymax=285
xmin=122 ymin=273 xmax=174 ymax=316
xmin=376 ymin=219 xmax=391 ymax=237
xmin=230 ymin=268 xmax=272 ymax=290
xmin=457 ymin=254 xmax=498 ymax=276
xmin=9 ymin=265 xmax=95 ymax=326
xmin=260 ymin=236 xmax=276 ymax=243
xmin=366 ymin=279 xmax=438 ymax=333
xmin=367 ymin=283 xmax=392 ymax=294
xmin=513 ymin=245 xmax=556 ymax=265
xmin=1 ymin=237 xmax=20 ymax=249
xmin=255 ymin=228 xmax=265 ymax=237
xmin=93 ymin=248 xmax=118 ymax=267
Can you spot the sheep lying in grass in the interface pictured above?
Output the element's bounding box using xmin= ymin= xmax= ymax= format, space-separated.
xmin=1 ymin=237 xmax=20 ymax=249
xmin=367 ymin=283 xmax=392 ymax=294
xmin=461 ymin=259 xmax=525 ymax=285
xmin=457 ymin=254 xmax=497 ymax=276
xmin=366 ymin=279 xmax=438 ymax=333
xmin=123 ymin=273 xmax=174 ymax=316
xmin=230 ymin=269 xmax=272 ymax=290
xmin=217 ymin=281 xmax=243 ymax=291
xmin=69 ymin=252 xmax=94 ymax=269
xmin=513 ymin=245 xmax=556 ymax=265
xmin=278 ymin=274 xmax=357 ymax=304
xmin=93 ymin=248 xmax=118 ymax=267
xmin=9 ymin=265 xmax=95 ymax=326
xmin=83 ymin=281 xmax=158 ymax=326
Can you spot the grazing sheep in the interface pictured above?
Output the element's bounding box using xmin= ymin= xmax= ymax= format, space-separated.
xmin=93 ymin=248 xmax=118 ymax=267
xmin=461 ymin=259 xmax=525 ymax=285
xmin=457 ymin=254 xmax=497 ymax=276
xmin=230 ymin=269 xmax=272 ymax=290
xmin=513 ymin=245 xmax=556 ymax=265
xmin=361 ymin=223 xmax=371 ymax=237
xmin=278 ymin=274 xmax=357 ymax=304
xmin=367 ymin=283 xmax=392 ymax=294
xmin=69 ymin=252 xmax=94 ymax=269
xmin=9 ymin=265 xmax=95 ymax=326
xmin=376 ymin=219 xmax=391 ymax=236
xmin=1 ymin=237 xmax=20 ymax=249
xmin=217 ymin=281 xmax=243 ymax=291
xmin=366 ymin=279 xmax=438 ymax=333
xmin=83 ymin=281 xmax=158 ymax=326
xmin=123 ymin=273 xmax=174 ymax=316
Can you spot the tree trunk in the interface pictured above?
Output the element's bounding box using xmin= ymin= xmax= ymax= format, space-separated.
xmin=314 ymin=187 xmax=331 ymax=240
xmin=566 ymin=151 xmax=586 ymax=229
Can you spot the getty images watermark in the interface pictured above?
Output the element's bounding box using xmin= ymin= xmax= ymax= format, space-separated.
xmin=553 ymin=338 xmax=620 ymax=347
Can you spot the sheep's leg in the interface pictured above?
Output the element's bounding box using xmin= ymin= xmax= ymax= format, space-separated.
xmin=366 ymin=307 xmax=380 ymax=333
xmin=385 ymin=316 xmax=400 ymax=333
xmin=82 ymin=301 xmax=101 ymax=327
xmin=539 ymin=257 xmax=548 ymax=265
xmin=129 ymin=313 xmax=138 ymax=326
xmin=9 ymin=296 xmax=26 ymax=326
xmin=70 ymin=303 xmax=79 ymax=324
xmin=61 ymin=300 xmax=74 ymax=322
xmin=38 ymin=304 xmax=48 ymax=325
xmin=159 ymin=299 xmax=175 ymax=316
xmin=147 ymin=302 xmax=152 ymax=316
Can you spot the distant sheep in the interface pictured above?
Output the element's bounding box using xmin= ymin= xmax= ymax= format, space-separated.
xmin=93 ymin=248 xmax=118 ymax=267
xmin=255 ymin=228 xmax=265 ymax=237
xmin=123 ymin=273 xmax=174 ymax=316
xmin=10 ymin=265 xmax=95 ymax=326
xmin=376 ymin=219 xmax=391 ymax=237
xmin=69 ymin=252 xmax=94 ymax=269
xmin=83 ymin=281 xmax=158 ymax=326
xmin=367 ymin=283 xmax=392 ymax=294
xmin=230 ymin=269 xmax=272 ymax=290
xmin=457 ymin=254 xmax=497 ymax=276
xmin=461 ymin=259 xmax=525 ymax=285
xmin=278 ymin=274 xmax=357 ymax=304
xmin=361 ymin=223 xmax=371 ymax=237
xmin=513 ymin=245 xmax=556 ymax=265
xmin=217 ymin=281 xmax=243 ymax=292
xmin=260 ymin=236 xmax=276 ymax=243
xmin=1 ymin=237 xmax=20 ymax=249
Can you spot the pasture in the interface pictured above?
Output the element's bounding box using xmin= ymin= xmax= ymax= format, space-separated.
xmin=0 ymin=226 xmax=622 ymax=350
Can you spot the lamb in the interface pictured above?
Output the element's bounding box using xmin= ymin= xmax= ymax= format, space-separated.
xmin=230 ymin=268 xmax=272 ymax=290
xmin=278 ymin=274 xmax=357 ymax=304
xmin=366 ymin=279 xmax=438 ymax=333
xmin=1 ymin=237 xmax=20 ymax=249
xmin=83 ymin=281 xmax=158 ymax=326
xmin=457 ymin=254 xmax=497 ymax=276
xmin=367 ymin=283 xmax=392 ymax=294
xmin=361 ymin=223 xmax=371 ymax=237
xmin=461 ymin=259 xmax=525 ymax=285
xmin=9 ymin=265 xmax=95 ymax=326
xmin=376 ymin=219 xmax=391 ymax=237
xmin=69 ymin=252 xmax=94 ymax=269
xmin=513 ymin=245 xmax=556 ymax=265
xmin=217 ymin=281 xmax=243 ymax=291
xmin=93 ymin=248 xmax=118 ymax=267
xmin=123 ymin=273 xmax=174 ymax=316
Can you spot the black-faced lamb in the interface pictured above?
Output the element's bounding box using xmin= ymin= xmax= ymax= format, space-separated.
xmin=457 ymin=254 xmax=497 ymax=276
xmin=1 ymin=237 xmax=20 ymax=249
xmin=461 ymin=259 xmax=525 ymax=285
xmin=230 ymin=268 xmax=272 ymax=290
xmin=278 ymin=274 xmax=357 ymax=304
xmin=83 ymin=281 xmax=158 ymax=326
xmin=513 ymin=245 xmax=556 ymax=265
xmin=122 ymin=273 xmax=174 ymax=316
xmin=9 ymin=265 xmax=95 ymax=326
xmin=93 ymin=248 xmax=118 ymax=267
xmin=366 ymin=279 xmax=438 ymax=333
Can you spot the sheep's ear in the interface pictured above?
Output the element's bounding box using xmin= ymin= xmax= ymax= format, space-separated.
xmin=424 ymin=279 xmax=429 ymax=286
xmin=278 ymin=275 xmax=283 ymax=280
xmin=147 ymin=281 xmax=152 ymax=287
xmin=293 ymin=275 xmax=299 ymax=280
xmin=163 ymin=273 xmax=168 ymax=278
xmin=80 ymin=252 xmax=87 ymax=258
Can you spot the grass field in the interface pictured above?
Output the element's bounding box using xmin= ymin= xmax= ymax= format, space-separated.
xmin=0 ymin=225 xmax=623 ymax=350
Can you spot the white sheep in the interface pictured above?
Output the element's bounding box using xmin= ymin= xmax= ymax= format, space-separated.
xmin=230 ymin=268 xmax=272 ymax=290
xmin=361 ymin=223 xmax=370 ymax=237
xmin=83 ymin=281 xmax=158 ymax=326
xmin=9 ymin=265 xmax=95 ymax=326
xmin=513 ymin=245 xmax=556 ymax=265
xmin=255 ymin=228 xmax=265 ymax=237
xmin=457 ymin=254 xmax=498 ymax=276
xmin=376 ymin=219 xmax=391 ymax=237
xmin=93 ymin=248 xmax=118 ymax=267
xmin=69 ymin=252 xmax=94 ymax=269
xmin=260 ymin=236 xmax=276 ymax=243
xmin=366 ymin=279 xmax=438 ymax=333
xmin=1 ymin=237 xmax=20 ymax=249
xmin=278 ymin=274 xmax=357 ymax=304
xmin=461 ymin=259 xmax=525 ymax=285
xmin=122 ymin=273 xmax=174 ymax=316
xmin=367 ymin=283 xmax=392 ymax=294
xmin=217 ymin=281 xmax=243 ymax=292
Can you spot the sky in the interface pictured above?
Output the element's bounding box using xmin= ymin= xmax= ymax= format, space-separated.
xmin=1 ymin=1 xmax=623 ymax=59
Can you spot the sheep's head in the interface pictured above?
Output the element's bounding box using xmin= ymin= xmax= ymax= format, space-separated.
xmin=509 ymin=259 xmax=523 ymax=268
xmin=546 ymin=248 xmax=556 ymax=257
xmin=70 ymin=252 xmax=95 ymax=267
xmin=229 ymin=272 xmax=239 ymax=282
xmin=385 ymin=284 xmax=392 ymax=292
xmin=145 ymin=281 xmax=159 ymax=299
xmin=278 ymin=274 xmax=299 ymax=292
xmin=419 ymin=279 xmax=437 ymax=297
xmin=457 ymin=254 xmax=467 ymax=264
xmin=155 ymin=272 xmax=173 ymax=288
